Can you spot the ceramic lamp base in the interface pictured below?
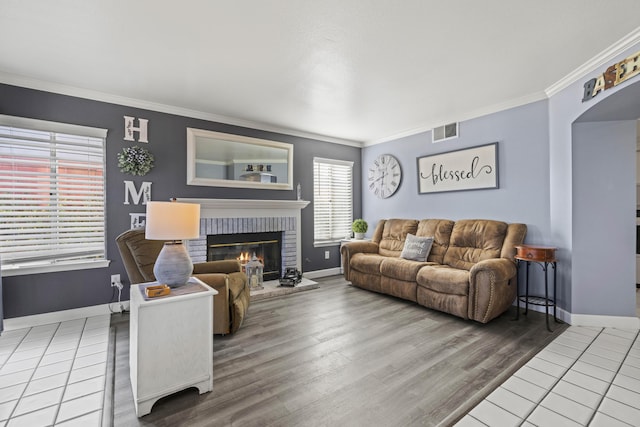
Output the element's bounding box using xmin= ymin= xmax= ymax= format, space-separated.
xmin=153 ymin=242 xmax=193 ymax=287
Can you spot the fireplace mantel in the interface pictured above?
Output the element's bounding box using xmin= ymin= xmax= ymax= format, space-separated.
xmin=177 ymin=198 xmax=310 ymax=218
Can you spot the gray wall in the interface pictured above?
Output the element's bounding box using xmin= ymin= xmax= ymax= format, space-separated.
xmin=0 ymin=83 xmax=361 ymax=318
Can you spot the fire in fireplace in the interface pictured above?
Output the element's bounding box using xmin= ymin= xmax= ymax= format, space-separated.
xmin=207 ymin=232 xmax=282 ymax=281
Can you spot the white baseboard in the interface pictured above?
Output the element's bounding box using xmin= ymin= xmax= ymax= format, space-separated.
xmin=568 ymin=313 xmax=640 ymax=329
xmin=303 ymin=267 xmax=341 ymax=279
xmin=2 ymin=269 xmax=340 ymax=331
xmin=513 ymin=302 xmax=640 ymax=328
xmin=3 ymin=302 xmax=130 ymax=331
xmin=514 ymin=302 xmax=572 ymax=325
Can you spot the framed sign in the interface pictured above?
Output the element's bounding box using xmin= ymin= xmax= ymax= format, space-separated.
xmin=417 ymin=142 xmax=498 ymax=194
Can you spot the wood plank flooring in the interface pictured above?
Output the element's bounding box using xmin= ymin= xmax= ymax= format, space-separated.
xmin=109 ymin=275 xmax=567 ymax=427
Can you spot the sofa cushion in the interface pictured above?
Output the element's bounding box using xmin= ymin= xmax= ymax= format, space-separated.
xmin=380 ymin=257 xmax=432 ymax=282
xmin=416 ymin=219 xmax=455 ymax=264
xmin=400 ymin=234 xmax=434 ymax=262
xmin=443 ymin=220 xmax=508 ymax=271
xmin=417 ymin=287 xmax=468 ymax=320
xmin=380 ymin=276 xmax=417 ymax=302
xmin=416 ymin=265 xmax=470 ymax=296
xmin=349 ymin=270 xmax=382 ymax=293
xmin=350 ymin=253 xmax=386 ymax=275
xmin=378 ymin=219 xmax=418 ymax=257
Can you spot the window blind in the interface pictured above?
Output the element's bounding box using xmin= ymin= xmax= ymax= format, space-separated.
xmin=313 ymin=157 xmax=353 ymax=246
xmin=0 ymin=116 xmax=107 ymax=268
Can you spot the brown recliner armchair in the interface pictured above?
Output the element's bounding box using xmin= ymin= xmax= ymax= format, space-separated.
xmin=116 ymin=228 xmax=250 ymax=335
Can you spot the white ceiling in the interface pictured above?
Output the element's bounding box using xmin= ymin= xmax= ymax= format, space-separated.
xmin=1 ymin=1 xmax=639 ymax=145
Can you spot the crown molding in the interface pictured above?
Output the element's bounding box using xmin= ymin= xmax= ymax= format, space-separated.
xmin=545 ymin=26 xmax=640 ymax=97
xmin=0 ymin=72 xmax=363 ymax=148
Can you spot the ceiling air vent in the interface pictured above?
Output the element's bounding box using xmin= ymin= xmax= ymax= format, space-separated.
xmin=432 ymin=122 xmax=458 ymax=143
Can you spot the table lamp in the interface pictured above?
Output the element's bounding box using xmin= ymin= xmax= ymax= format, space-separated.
xmin=145 ymin=200 xmax=200 ymax=287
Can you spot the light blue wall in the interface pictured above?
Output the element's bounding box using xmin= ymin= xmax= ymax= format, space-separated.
xmin=363 ymin=43 xmax=640 ymax=321
xmin=549 ymin=41 xmax=640 ymax=317
xmin=362 ymin=100 xmax=550 ymax=240
xmin=362 ymin=100 xmax=552 ymax=300
xmin=572 ymin=121 xmax=636 ymax=316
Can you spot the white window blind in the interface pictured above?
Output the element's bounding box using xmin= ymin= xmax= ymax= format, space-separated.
xmin=0 ymin=115 xmax=107 ymax=269
xmin=313 ymin=157 xmax=353 ymax=246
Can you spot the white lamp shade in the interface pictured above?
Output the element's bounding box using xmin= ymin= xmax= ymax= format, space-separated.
xmin=145 ymin=201 xmax=200 ymax=240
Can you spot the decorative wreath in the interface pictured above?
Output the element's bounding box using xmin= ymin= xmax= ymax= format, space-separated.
xmin=117 ymin=146 xmax=154 ymax=176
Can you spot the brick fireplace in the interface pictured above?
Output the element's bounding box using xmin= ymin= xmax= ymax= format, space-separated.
xmin=177 ymin=198 xmax=310 ymax=275
xmin=208 ymin=231 xmax=282 ymax=280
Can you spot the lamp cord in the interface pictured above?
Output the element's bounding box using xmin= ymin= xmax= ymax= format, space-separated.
xmin=108 ymin=282 xmax=127 ymax=314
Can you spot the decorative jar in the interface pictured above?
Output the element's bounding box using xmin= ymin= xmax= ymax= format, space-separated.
xmin=244 ymin=253 xmax=264 ymax=290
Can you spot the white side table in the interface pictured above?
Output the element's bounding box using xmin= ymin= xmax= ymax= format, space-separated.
xmin=129 ymin=277 xmax=218 ymax=417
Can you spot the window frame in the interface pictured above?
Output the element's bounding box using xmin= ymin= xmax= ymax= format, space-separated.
xmin=0 ymin=115 xmax=110 ymax=277
xmin=313 ymin=157 xmax=354 ymax=247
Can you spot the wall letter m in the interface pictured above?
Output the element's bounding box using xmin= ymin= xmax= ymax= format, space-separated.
xmin=124 ymin=181 xmax=152 ymax=205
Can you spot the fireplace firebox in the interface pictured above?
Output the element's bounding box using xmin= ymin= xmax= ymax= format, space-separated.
xmin=207 ymin=232 xmax=282 ymax=281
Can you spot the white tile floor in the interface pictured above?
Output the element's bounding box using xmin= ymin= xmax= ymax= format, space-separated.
xmin=456 ymin=326 xmax=640 ymax=426
xmin=0 ymin=315 xmax=110 ymax=427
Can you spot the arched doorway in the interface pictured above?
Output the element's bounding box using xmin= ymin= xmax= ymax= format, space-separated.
xmin=572 ymin=79 xmax=640 ymax=320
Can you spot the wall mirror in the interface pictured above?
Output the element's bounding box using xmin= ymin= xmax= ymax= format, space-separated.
xmin=186 ymin=128 xmax=294 ymax=190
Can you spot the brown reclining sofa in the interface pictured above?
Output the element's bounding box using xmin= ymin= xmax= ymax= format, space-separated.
xmin=341 ymin=219 xmax=527 ymax=323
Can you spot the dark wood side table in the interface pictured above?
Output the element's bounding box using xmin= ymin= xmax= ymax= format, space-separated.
xmin=514 ymin=244 xmax=557 ymax=332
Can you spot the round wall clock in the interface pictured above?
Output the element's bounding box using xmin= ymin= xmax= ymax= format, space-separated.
xmin=367 ymin=154 xmax=402 ymax=199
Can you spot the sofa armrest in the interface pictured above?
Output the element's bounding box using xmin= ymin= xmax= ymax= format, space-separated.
xmin=468 ymin=258 xmax=517 ymax=323
xmin=194 ymin=273 xmax=231 ymax=335
xmin=193 ymin=259 xmax=242 ymax=275
xmin=340 ymin=241 xmax=379 ymax=280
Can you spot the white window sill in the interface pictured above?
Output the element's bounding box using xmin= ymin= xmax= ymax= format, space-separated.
xmin=1 ymin=259 xmax=111 ymax=277
xmin=313 ymin=241 xmax=341 ymax=248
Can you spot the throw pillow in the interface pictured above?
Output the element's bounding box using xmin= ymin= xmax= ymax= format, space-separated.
xmin=400 ymin=234 xmax=434 ymax=262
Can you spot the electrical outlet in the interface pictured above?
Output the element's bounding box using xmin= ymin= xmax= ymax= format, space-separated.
xmin=324 ymin=251 xmax=330 ymax=260
xmin=111 ymin=274 xmax=121 ymax=287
